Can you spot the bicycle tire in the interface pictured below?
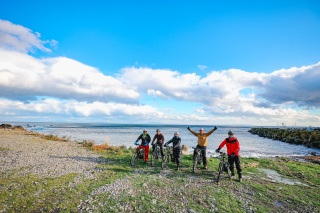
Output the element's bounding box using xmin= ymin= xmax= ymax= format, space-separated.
xmin=151 ymin=151 xmax=157 ymax=166
xmin=161 ymin=156 xmax=165 ymax=169
xmin=193 ymin=157 xmax=198 ymax=173
xmin=216 ymin=162 xmax=224 ymax=183
xmin=163 ymin=153 xmax=170 ymax=168
xmin=130 ymin=151 xmax=138 ymax=166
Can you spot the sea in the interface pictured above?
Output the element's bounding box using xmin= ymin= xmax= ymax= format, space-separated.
xmin=9 ymin=122 xmax=320 ymax=158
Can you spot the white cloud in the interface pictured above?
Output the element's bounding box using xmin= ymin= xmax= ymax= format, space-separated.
xmin=261 ymin=62 xmax=320 ymax=107
xmin=198 ymin=65 xmax=207 ymax=70
xmin=147 ymin=89 xmax=168 ymax=99
xmin=0 ymin=49 xmax=140 ymax=103
xmin=118 ymin=65 xmax=320 ymax=125
xmin=0 ymin=19 xmax=55 ymax=53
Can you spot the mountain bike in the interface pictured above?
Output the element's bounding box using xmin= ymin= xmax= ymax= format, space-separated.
xmin=130 ymin=144 xmax=145 ymax=166
xmin=192 ymin=147 xmax=205 ymax=173
xmin=216 ymin=151 xmax=229 ymax=184
xmin=163 ymin=144 xmax=174 ymax=168
xmin=151 ymin=144 xmax=165 ymax=169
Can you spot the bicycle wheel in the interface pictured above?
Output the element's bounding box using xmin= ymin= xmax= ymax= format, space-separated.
xmin=216 ymin=162 xmax=224 ymax=183
xmin=130 ymin=151 xmax=138 ymax=166
xmin=151 ymin=151 xmax=157 ymax=166
xmin=163 ymin=153 xmax=170 ymax=168
xmin=193 ymin=157 xmax=198 ymax=173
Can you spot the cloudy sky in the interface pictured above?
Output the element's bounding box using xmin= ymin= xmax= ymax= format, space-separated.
xmin=0 ymin=1 xmax=320 ymax=126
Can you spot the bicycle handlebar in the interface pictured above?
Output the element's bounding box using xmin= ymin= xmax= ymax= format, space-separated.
xmin=192 ymin=147 xmax=206 ymax=150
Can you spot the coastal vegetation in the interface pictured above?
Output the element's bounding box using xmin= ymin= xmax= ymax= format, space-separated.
xmin=0 ymin=125 xmax=319 ymax=212
xmin=248 ymin=127 xmax=320 ymax=149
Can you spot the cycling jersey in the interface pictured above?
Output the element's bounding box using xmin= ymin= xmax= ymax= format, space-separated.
xmin=152 ymin=133 xmax=164 ymax=144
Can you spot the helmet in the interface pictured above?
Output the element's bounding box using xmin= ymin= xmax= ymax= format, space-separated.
xmin=174 ymin=132 xmax=179 ymax=135
xmin=143 ymin=129 xmax=147 ymax=132
xmin=156 ymin=129 xmax=160 ymax=132
xmin=228 ymin=130 xmax=234 ymax=135
xmin=199 ymin=128 xmax=204 ymax=131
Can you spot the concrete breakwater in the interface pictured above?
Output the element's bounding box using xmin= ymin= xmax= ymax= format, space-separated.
xmin=248 ymin=128 xmax=320 ymax=149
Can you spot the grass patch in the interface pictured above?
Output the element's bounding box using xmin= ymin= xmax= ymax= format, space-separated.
xmin=0 ymin=147 xmax=10 ymax=152
xmin=1 ymin=145 xmax=319 ymax=212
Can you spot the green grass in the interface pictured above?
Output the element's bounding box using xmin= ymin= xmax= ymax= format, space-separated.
xmin=1 ymin=147 xmax=319 ymax=213
xmin=0 ymin=147 xmax=10 ymax=152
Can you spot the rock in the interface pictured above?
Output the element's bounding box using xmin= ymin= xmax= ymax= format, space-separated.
xmin=310 ymin=152 xmax=317 ymax=156
xmin=182 ymin=145 xmax=189 ymax=155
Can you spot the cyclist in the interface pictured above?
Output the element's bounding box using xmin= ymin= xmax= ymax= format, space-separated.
xmin=187 ymin=126 xmax=217 ymax=170
xmin=151 ymin=129 xmax=165 ymax=159
xmin=216 ymin=130 xmax=242 ymax=182
xmin=134 ymin=129 xmax=151 ymax=163
xmin=164 ymin=132 xmax=182 ymax=170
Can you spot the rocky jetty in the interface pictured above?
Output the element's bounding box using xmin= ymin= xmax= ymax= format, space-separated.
xmin=248 ymin=127 xmax=320 ymax=148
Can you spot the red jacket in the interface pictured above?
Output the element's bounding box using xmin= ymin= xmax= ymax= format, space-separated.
xmin=218 ymin=137 xmax=240 ymax=156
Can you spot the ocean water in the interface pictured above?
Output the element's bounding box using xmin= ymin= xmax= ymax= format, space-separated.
xmin=11 ymin=122 xmax=320 ymax=158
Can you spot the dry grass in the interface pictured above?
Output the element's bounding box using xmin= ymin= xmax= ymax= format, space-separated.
xmin=81 ymin=140 xmax=95 ymax=148
xmin=92 ymin=142 xmax=128 ymax=155
xmin=28 ymin=132 xmax=70 ymax=142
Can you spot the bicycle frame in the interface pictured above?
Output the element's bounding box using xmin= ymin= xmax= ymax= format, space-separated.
xmin=216 ymin=151 xmax=229 ymax=183
xmin=151 ymin=144 xmax=165 ymax=168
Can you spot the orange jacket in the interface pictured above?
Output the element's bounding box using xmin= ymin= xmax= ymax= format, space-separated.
xmin=218 ymin=137 xmax=240 ymax=156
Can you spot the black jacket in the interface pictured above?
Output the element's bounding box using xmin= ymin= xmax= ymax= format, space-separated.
xmin=136 ymin=134 xmax=151 ymax=146
xmin=166 ymin=136 xmax=181 ymax=148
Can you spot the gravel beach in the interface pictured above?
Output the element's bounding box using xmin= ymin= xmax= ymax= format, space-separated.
xmin=0 ymin=128 xmax=100 ymax=179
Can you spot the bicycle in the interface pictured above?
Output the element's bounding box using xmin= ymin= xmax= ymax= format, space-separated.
xmin=192 ymin=147 xmax=205 ymax=173
xmin=151 ymin=144 xmax=165 ymax=169
xmin=162 ymin=144 xmax=174 ymax=167
xmin=216 ymin=151 xmax=230 ymax=184
xmin=130 ymin=144 xmax=145 ymax=166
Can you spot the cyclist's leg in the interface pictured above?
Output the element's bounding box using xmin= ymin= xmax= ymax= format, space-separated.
xmin=228 ymin=155 xmax=235 ymax=175
xmin=144 ymin=145 xmax=149 ymax=162
xmin=174 ymin=146 xmax=181 ymax=170
xmin=202 ymin=147 xmax=207 ymax=167
xmin=235 ymin=156 xmax=242 ymax=178
xmin=136 ymin=145 xmax=142 ymax=151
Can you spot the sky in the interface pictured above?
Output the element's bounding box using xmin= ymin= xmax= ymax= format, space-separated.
xmin=0 ymin=0 xmax=320 ymax=126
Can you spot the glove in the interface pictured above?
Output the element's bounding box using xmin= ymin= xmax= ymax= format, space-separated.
xmin=230 ymin=153 xmax=235 ymax=158
xmin=214 ymin=126 xmax=217 ymax=130
xmin=134 ymin=141 xmax=139 ymax=145
xmin=215 ymin=148 xmax=220 ymax=153
xmin=187 ymin=126 xmax=190 ymax=130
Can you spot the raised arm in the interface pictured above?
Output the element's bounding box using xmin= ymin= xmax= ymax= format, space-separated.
xmin=205 ymin=126 xmax=217 ymax=137
xmin=187 ymin=126 xmax=198 ymax=136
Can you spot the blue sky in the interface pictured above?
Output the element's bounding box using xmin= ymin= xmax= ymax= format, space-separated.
xmin=0 ymin=0 xmax=320 ymax=126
